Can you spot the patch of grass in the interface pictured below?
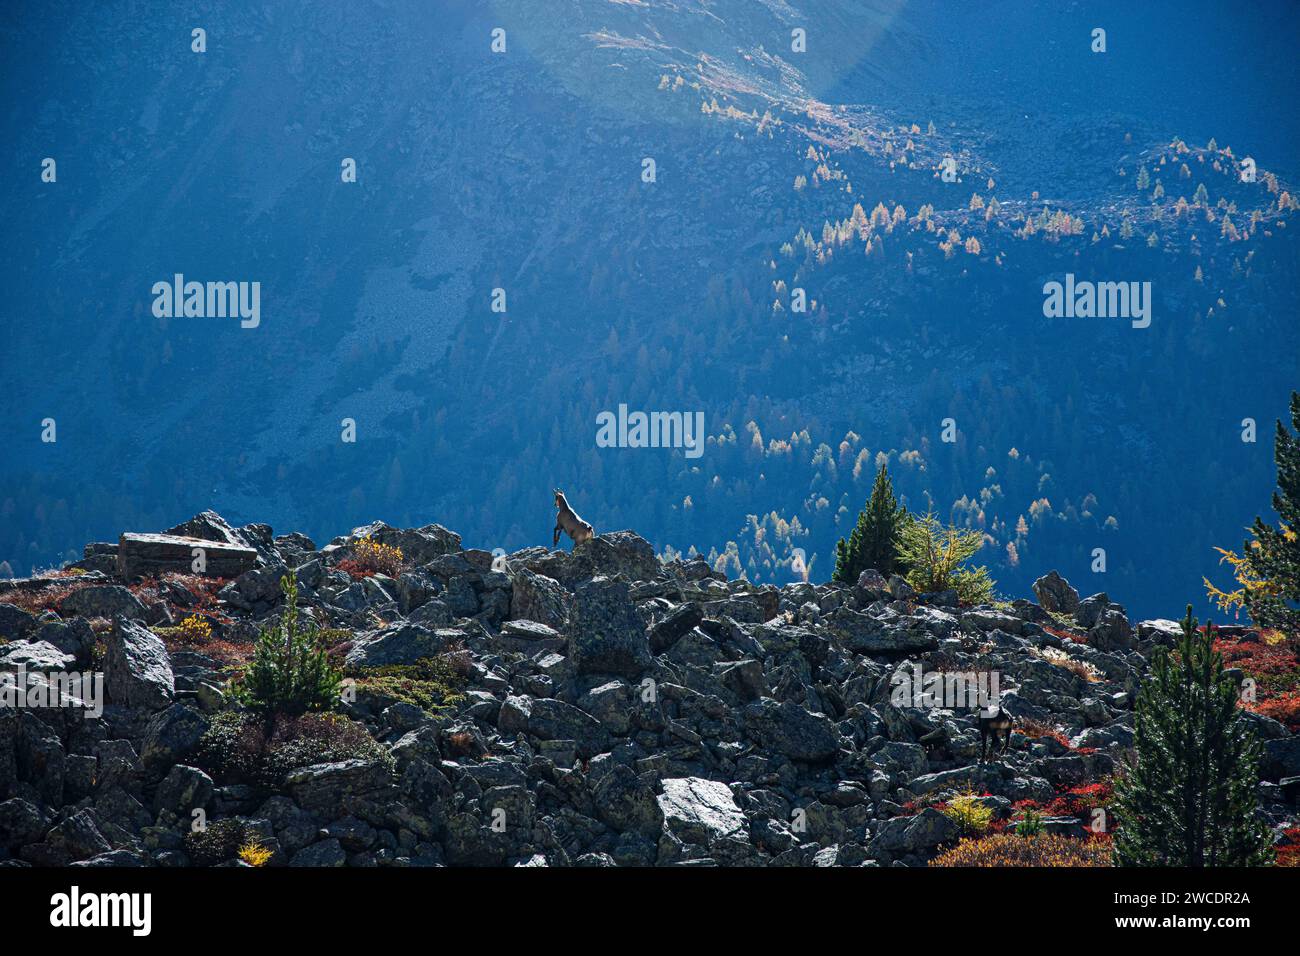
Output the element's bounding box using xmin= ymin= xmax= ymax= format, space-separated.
xmin=1043 ymin=780 xmax=1114 ymax=819
xmin=1017 ymin=717 xmax=1073 ymax=748
xmin=1276 ymin=826 xmax=1300 ymax=867
xmin=1214 ymin=630 xmax=1300 ymax=730
xmin=346 ymin=655 xmax=466 ymax=714
xmin=1045 ymin=609 xmax=1080 ymax=631
xmin=1029 ymin=644 xmax=1102 ymax=682
xmin=446 ymin=730 xmax=478 ymax=757
xmin=0 ymin=582 xmax=81 ymax=615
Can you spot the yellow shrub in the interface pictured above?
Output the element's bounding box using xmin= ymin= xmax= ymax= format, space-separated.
xmin=353 ymin=537 xmax=406 ymax=576
xmin=178 ymin=614 xmax=213 ymax=644
xmin=237 ymin=840 xmax=273 ymax=867
xmin=931 ymin=833 xmax=1112 ymax=867
xmin=941 ymin=795 xmax=995 ymax=836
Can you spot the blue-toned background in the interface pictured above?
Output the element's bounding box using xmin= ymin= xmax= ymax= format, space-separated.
xmin=3 ymin=0 xmax=1299 ymax=619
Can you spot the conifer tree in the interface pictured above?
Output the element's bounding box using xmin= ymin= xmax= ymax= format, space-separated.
xmin=1112 ymin=607 xmax=1273 ymax=866
xmin=1242 ymin=391 xmax=1300 ymax=637
xmin=237 ymin=575 xmax=342 ymax=717
xmin=832 ymin=464 xmax=909 ymax=583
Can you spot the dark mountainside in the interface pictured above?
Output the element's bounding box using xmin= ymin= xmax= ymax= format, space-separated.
xmin=0 ymin=511 xmax=1295 ymax=867
xmin=4 ymin=3 xmax=1300 ymax=618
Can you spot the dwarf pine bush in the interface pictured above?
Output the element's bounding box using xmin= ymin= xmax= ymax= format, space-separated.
xmin=896 ymin=511 xmax=995 ymax=604
xmin=235 ymin=575 xmax=342 ymax=716
xmin=1016 ymin=809 xmax=1045 ymax=838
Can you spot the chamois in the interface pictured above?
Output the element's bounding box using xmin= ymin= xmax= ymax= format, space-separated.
xmin=553 ymin=489 xmax=594 ymax=548
xmin=978 ymin=705 xmax=1013 ymax=761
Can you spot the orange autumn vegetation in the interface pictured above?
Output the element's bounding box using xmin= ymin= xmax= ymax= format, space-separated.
xmin=931 ymin=832 xmax=1112 ymax=867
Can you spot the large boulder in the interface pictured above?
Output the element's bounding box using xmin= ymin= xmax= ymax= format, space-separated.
xmin=592 ymin=765 xmax=663 ymax=835
xmin=104 ymin=618 xmax=175 ymax=710
xmin=42 ymin=809 xmax=111 ymax=864
xmin=394 ymin=569 xmax=442 ymax=614
xmin=560 ymin=531 xmax=661 ymax=587
xmin=32 ymin=618 xmax=96 ymax=661
xmin=117 ymin=531 xmax=257 ymax=580
xmin=657 ymin=777 xmax=746 ymax=846
xmin=823 ymin=607 xmax=940 ymax=655
xmin=290 ymin=838 xmax=347 ymax=867
xmin=741 ymin=698 xmax=842 ymax=762
xmin=340 ymin=521 xmax=461 ymax=568
xmin=517 ymin=697 xmax=609 ymax=758
xmin=0 ymin=640 xmax=75 ymax=672
xmin=165 ymin=510 xmax=254 ymax=548
xmin=1263 ymin=736 xmax=1300 ymax=782
xmin=218 ymin=564 xmax=289 ymax=612
xmin=1075 ymin=593 xmax=1112 ymax=629
xmin=1032 ymin=571 xmax=1080 ymax=615
xmin=567 ymin=577 xmax=653 ymax=678
xmin=0 ymin=797 xmax=50 ymax=850
xmin=58 ymin=585 xmax=147 ymax=622
xmin=648 ymin=603 xmax=703 ymax=654
xmin=154 ymin=765 xmax=214 ymax=815
xmin=140 ymin=704 xmax=209 ymax=774
xmin=285 ymin=759 xmax=394 ymax=818
xmin=1136 ymin=619 xmax=1183 ymax=647
xmin=344 ymin=623 xmax=455 ymax=669
xmin=869 ymin=808 xmax=959 ymax=855
xmin=854 ymin=569 xmax=890 ymax=603
xmin=1088 ymin=607 xmax=1135 ymax=652
xmin=0 ymin=604 xmax=37 ymax=642
xmin=509 ymin=569 xmax=570 ymax=631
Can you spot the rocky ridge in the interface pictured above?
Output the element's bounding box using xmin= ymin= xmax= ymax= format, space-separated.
xmin=0 ymin=511 xmax=1296 ymax=867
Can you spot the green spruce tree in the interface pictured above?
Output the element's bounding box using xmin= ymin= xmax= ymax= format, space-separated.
xmin=1242 ymin=391 xmax=1300 ymax=637
xmin=832 ymin=464 xmax=909 ymax=583
xmin=237 ymin=574 xmax=343 ymax=717
xmin=1113 ymin=606 xmax=1273 ymax=866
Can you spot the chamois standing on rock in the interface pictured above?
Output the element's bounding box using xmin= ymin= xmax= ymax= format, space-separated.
xmin=979 ymin=705 xmax=1013 ymax=761
xmin=553 ymin=489 xmax=594 ymax=548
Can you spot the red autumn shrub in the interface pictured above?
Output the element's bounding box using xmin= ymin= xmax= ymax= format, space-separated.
xmin=336 ymin=559 xmax=374 ymax=580
xmin=1044 ymin=624 xmax=1086 ymax=644
xmin=1276 ymin=827 xmax=1300 ymax=867
xmin=1045 ymin=780 xmax=1114 ymax=818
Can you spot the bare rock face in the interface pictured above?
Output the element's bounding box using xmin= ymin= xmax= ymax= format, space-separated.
xmin=1032 ymin=570 xmax=1080 ymax=615
xmin=104 ymin=618 xmax=174 ymax=711
xmin=566 ymin=576 xmax=653 ymax=678
xmin=58 ymin=585 xmax=147 ymax=622
xmin=335 ymin=521 xmax=462 ymax=567
xmin=557 ymin=531 xmax=661 ymax=587
xmin=741 ymin=697 xmax=842 ymax=762
xmin=2 ymin=511 xmax=1253 ymax=869
xmin=657 ymin=777 xmax=745 ymax=845
xmin=509 ymin=568 xmax=570 ymax=631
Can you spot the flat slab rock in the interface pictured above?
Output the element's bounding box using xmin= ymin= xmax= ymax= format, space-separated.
xmin=500 ymin=619 xmax=562 ymax=641
xmin=117 ymin=532 xmax=257 ymax=579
